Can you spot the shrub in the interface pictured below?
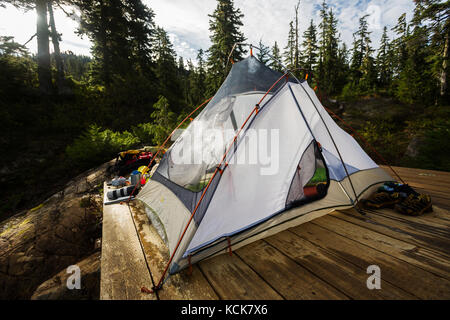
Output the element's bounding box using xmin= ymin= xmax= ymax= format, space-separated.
xmin=66 ymin=125 xmax=140 ymax=168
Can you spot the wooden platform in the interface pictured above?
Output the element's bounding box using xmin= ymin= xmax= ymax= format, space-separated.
xmin=100 ymin=166 xmax=450 ymax=300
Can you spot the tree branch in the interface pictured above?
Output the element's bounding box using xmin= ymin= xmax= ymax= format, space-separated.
xmin=23 ymin=33 xmax=37 ymax=46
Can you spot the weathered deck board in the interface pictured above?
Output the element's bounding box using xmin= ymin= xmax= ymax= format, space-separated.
xmin=313 ymin=214 xmax=450 ymax=280
xmin=264 ymin=231 xmax=415 ymax=299
xmin=382 ymin=165 xmax=450 ymax=182
xmin=129 ymin=202 xmax=218 ymax=300
xmin=334 ymin=209 xmax=450 ymax=257
xmin=198 ymin=253 xmax=284 ymax=300
xmin=368 ymin=206 xmax=450 ymax=229
xmin=101 ymin=167 xmax=450 ymax=300
xmin=100 ymin=183 xmax=156 ymax=300
xmin=235 ymin=240 xmax=348 ymax=299
xmin=290 ymin=222 xmax=450 ymax=299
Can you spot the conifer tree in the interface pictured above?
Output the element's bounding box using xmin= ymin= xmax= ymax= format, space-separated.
xmin=351 ymin=14 xmax=376 ymax=91
xmin=376 ymin=26 xmax=391 ymax=88
xmin=320 ymin=7 xmax=340 ymax=95
xmin=187 ymin=49 xmax=207 ymax=106
xmin=336 ymin=42 xmax=350 ymax=89
xmin=395 ymin=8 xmax=435 ymax=104
xmin=294 ymin=0 xmax=301 ymax=70
xmin=283 ymin=21 xmax=295 ymax=69
xmin=153 ymin=27 xmax=182 ymax=111
xmin=256 ymin=39 xmax=270 ymax=64
xmin=270 ymin=41 xmax=283 ymax=72
xmin=391 ymin=13 xmax=409 ymax=78
xmin=206 ymin=0 xmax=246 ymax=94
xmin=76 ymin=0 xmax=156 ymax=86
xmin=350 ymin=15 xmax=372 ymax=79
xmin=317 ymin=0 xmax=329 ymax=82
xmin=301 ymin=19 xmax=318 ymax=73
xmin=412 ymin=0 xmax=449 ymax=98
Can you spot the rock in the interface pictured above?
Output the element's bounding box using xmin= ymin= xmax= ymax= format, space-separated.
xmin=31 ymin=252 xmax=101 ymax=300
xmin=0 ymin=160 xmax=112 ymax=299
xmin=405 ymin=135 xmax=424 ymax=158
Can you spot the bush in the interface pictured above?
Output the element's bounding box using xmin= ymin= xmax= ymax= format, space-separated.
xmin=359 ymin=120 xmax=406 ymax=164
xmin=403 ymin=106 xmax=450 ymax=171
xmin=66 ymin=125 xmax=140 ymax=168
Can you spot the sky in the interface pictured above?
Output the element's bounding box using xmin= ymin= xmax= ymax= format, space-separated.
xmin=0 ymin=0 xmax=415 ymax=62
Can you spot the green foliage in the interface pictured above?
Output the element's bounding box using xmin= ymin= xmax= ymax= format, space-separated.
xmin=256 ymin=39 xmax=270 ymax=65
xmin=301 ymin=20 xmax=318 ymax=72
xmin=360 ymin=120 xmax=401 ymax=162
xmin=206 ymin=0 xmax=246 ymax=94
xmin=61 ymin=52 xmax=91 ymax=81
xmin=65 ymin=125 xmax=139 ymax=167
xmin=403 ymin=106 xmax=450 ymax=171
xmin=0 ymin=36 xmax=28 ymax=55
xmin=0 ymin=53 xmax=37 ymax=98
xmin=376 ymin=27 xmax=391 ymax=87
xmin=153 ymin=27 xmax=183 ymax=112
xmin=269 ymin=41 xmax=283 ymax=72
xmin=148 ymin=96 xmax=176 ymax=145
xmin=283 ymin=21 xmax=296 ymax=69
xmin=316 ymin=2 xmax=343 ymax=95
xmin=413 ymin=125 xmax=450 ymax=171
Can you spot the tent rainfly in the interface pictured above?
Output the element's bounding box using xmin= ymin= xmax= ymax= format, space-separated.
xmin=137 ymin=55 xmax=393 ymax=283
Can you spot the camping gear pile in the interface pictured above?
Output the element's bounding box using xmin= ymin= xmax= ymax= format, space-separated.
xmin=104 ymin=149 xmax=155 ymax=205
xmin=363 ymin=182 xmax=433 ymax=216
xmin=109 ymin=149 xmax=155 ymax=177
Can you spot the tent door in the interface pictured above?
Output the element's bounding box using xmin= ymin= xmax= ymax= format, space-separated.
xmin=285 ymin=140 xmax=330 ymax=209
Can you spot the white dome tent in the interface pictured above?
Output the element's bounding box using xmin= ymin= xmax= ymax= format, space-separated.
xmin=137 ymin=49 xmax=394 ymax=291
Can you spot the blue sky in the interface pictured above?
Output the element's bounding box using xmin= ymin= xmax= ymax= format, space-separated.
xmin=0 ymin=0 xmax=415 ymax=62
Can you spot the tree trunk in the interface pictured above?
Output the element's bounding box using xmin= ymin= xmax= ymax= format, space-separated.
xmin=440 ymin=32 xmax=448 ymax=97
xmin=47 ymin=1 xmax=65 ymax=94
xmin=36 ymin=0 xmax=52 ymax=94
xmin=100 ymin=0 xmax=110 ymax=86
xmin=294 ymin=1 xmax=300 ymax=70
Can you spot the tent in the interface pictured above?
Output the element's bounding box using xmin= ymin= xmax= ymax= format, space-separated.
xmin=137 ymin=55 xmax=393 ymax=281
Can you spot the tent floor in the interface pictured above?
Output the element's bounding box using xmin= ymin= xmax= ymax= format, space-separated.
xmin=100 ymin=166 xmax=450 ymax=300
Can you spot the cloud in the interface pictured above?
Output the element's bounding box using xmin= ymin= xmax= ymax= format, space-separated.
xmin=149 ymin=0 xmax=414 ymax=60
xmin=0 ymin=3 xmax=91 ymax=55
xmin=1 ymin=0 xmax=415 ymax=59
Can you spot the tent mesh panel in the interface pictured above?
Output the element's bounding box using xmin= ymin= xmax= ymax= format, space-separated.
xmin=154 ymin=57 xmax=287 ymax=215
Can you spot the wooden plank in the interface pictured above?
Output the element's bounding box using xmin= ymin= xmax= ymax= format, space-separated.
xmin=290 ymin=222 xmax=450 ymax=299
xmin=100 ymin=183 xmax=156 ymax=300
xmin=387 ymin=170 xmax=450 ymax=187
xmin=235 ymin=240 xmax=348 ymax=300
xmin=130 ymin=202 xmax=218 ymax=300
xmin=313 ymin=214 xmax=450 ymax=280
xmin=334 ymin=209 xmax=450 ymax=257
xmin=366 ymin=206 xmax=450 ymax=229
xmin=198 ymin=253 xmax=284 ymax=300
xmin=382 ymin=165 xmax=450 ymax=181
xmin=386 ymin=165 xmax=450 ymax=176
xmin=402 ymin=176 xmax=450 ymax=189
xmin=265 ymin=231 xmax=415 ymax=299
